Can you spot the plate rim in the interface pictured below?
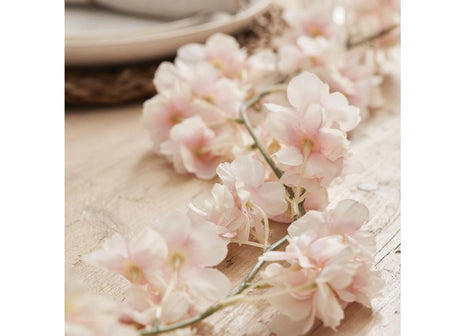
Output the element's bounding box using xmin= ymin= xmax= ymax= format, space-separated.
xmin=66 ymin=0 xmax=271 ymax=47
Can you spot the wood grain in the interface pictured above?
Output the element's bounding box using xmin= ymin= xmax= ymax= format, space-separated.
xmin=65 ymin=78 xmax=400 ymax=335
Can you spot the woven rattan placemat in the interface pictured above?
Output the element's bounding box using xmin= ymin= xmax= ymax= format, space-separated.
xmin=65 ymin=5 xmax=287 ymax=106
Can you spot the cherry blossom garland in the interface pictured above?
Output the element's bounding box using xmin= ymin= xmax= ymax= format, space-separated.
xmin=66 ymin=1 xmax=399 ymax=336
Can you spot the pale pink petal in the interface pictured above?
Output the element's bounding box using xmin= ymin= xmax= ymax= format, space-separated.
xmin=248 ymin=49 xmax=276 ymax=73
xmin=162 ymin=291 xmax=191 ymax=323
xmin=317 ymin=128 xmax=349 ymax=161
xmin=212 ymin=78 xmax=243 ymax=116
xmin=329 ymin=199 xmax=370 ymax=234
xmin=287 ymin=72 xmax=327 ymax=110
xmin=300 ymin=103 xmax=324 ymax=135
xmin=177 ymin=43 xmax=206 ymax=64
xmin=321 ymin=91 xmax=361 ymax=132
xmin=303 ymin=179 xmax=329 ymax=211
xmin=278 ymin=45 xmax=302 ymax=74
xmin=305 ymin=152 xmax=343 ymax=184
xmin=261 ymin=262 xmax=284 ymax=277
xmin=188 ymin=220 xmax=228 ymax=267
xmin=153 ymin=211 xmax=191 ymax=246
xmin=83 ymin=234 xmax=127 ymax=272
xmin=183 ymin=267 xmax=231 ymax=306
xmin=316 ymin=246 xmax=357 ymax=289
xmin=265 ymin=105 xmax=298 ymax=145
xmin=129 ymin=228 xmax=168 ymax=266
xmin=275 ymin=146 xmax=303 ymax=166
xmin=264 ymin=103 xmax=294 ymax=115
xmin=251 ymin=181 xmax=288 ymax=217
xmin=269 ymin=293 xmax=313 ymax=321
xmin=216 ymin=162 xmax=235 ymax=186
xmin=207 ymin=33 xmax=240 ymax=52
xmin=154 ymin=62 xmax=178 ymax=92
xmin=231 ymin=156 xmax=266 ymax=189
xmin=141 ymin=95 xmax=170 ymax=150
xmin=169 ymin=116 xmax=214 ymax=144
xmin=308 ymin=235 xmax=346 ymax=265
xmin=160 ymin=140 xmax=187 ymax=174
xmin=315 ymin=283 xmax=344 ymax=330
xmin=288 ymin=211 xmax=326 ymax=238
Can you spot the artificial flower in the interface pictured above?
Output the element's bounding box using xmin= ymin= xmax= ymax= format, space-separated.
xmin=189 ymin=183 xmax=252 ymax=242
xmin=288 ymin=199 xmax=376 ymax=255
xmin=177 ymin=33 xmax=247 ymax=79
xmin=160 ymin=116 xmax=234 ymax=179
xmin=216 ymin=155 xmax=288 ymax=218
xmin=83 ymin=229 xmax=168 ymax=287
xmin=66 ymin=274 xmax=139 ymax=336
xmin=152 ymin=210 xmax=231 ymax=308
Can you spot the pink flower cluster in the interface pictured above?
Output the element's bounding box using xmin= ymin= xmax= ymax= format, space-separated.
xmin=190 ymin=155 xmax=287 ymax=246
xmin=66 ymin=274 xmax=140 ymax=336
xmin=66 ymin=2 xmax=400 ymax=334
xmin=275 ymin=0 xmax=399 ymax=118
xmin=83 ymin=211 xmax=230 ymax=330
xmin=260 ymin=200 xmax=383 ymax=335
xmin=142 ymin=33 xmax=277 ymax=179
xmin=264 ymin=72 xmax=359 ymax=219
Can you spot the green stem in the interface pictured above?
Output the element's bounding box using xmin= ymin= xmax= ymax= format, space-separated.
xmin=141 ymin=235 xmax=289 ymax=335
xmin=239 ymin=86 xmax=298 ymax=203
xmin=347 ymin=23 xmax=400 ymax=49
xmin=240 ymin=91 xmax=284 ymax=179
xmin=141 ymin=84 xmax=303 ymax=335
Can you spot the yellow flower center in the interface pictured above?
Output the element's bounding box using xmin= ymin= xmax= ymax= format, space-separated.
xmin=122 ymin=260 xmax=144 ymax=284
xmin=307 ymin=25 xmax=323 ymax=38
xmin=210 ymin=59 xmax=226 ymax=72
xmin=170 ymin=113 xmax=183 ymax=125
xmin=168 ymin=251 xmax=185 ymax=269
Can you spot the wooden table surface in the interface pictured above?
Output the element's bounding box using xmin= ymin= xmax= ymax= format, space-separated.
xmin=65 ymin=78 xmax=400 ymax=336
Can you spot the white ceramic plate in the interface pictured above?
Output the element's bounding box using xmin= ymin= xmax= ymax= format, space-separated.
xmin=65 ymin=0 xmax=271 ymax=66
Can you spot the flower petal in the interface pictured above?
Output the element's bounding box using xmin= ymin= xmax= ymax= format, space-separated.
xmin=315 ymin=283 xmax=344 ymax=329
xmin=183 ymin=267 xmax=231 ymax=306
xmin=275 ymin=146 xmax=303 ymax=166
xmin=287 ymin=72 xmax=327 ymax=110
xmin=329 ymin=199 xmax=370 ymax=234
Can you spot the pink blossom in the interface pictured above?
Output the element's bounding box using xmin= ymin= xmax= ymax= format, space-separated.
xmin=261 ymin=233 xmax=380 ymax=334
xmin=188 ymin=183 xmax=252 ymax=242
xmin=347 ymin=0 xmax=400 ymax=40
xmin=284 ymin=72 xmax=360 ymax=132
xmin=152 ymin=210 xmax=231 ymax=308
xmin=264 ymin=73 xmax=360 ymax=184
xmin=160 ymin=116 xmax=234 ymax=180
xmin=278 ymin=36 xmax=332 ymax=74
xmin=177 ymin=33 xmax=247 ymax=79
xmin=190 ymin=155 xmax=287 ymax=245
xmin=265 ymin=101 xmax=347 ymax=185
xmin=66 ymin=274 xmax=139 ymax=336
xmin=245 ymin=49 xmax=280 ymax=94
xmin=154 ymin=61 xmax=243 ymax=118
xmin=216 ymin=155 xmax=288 ymax=218
xmin=259 ymin=200 xmax=382 ymax=335
xmin=288 ymin=199 xmax=375 ymax=255
xmin=182 ymin=62 xmax=243 ymax=117
xmin=83 ymin=229 xmax=168 ymax=287
xmin=142 ymin=81 xmax=196 ymax=153
xmin=283 ymin=6 xmax=337 ymax=40
xmin=120 ymin=286 xmax=192 ymax=327
xmin=316 ymin=50 xmax=383 ymax=119
xmin=84 ymin=211 xmax=231 ymax=323
xmin=260 ymin=234 xmax=359 ymax=334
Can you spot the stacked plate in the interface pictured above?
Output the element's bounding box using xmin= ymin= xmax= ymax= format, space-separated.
xmin=65 ymin=0 xmax=272 ymax=66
